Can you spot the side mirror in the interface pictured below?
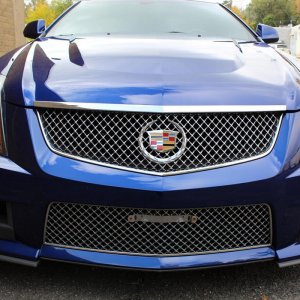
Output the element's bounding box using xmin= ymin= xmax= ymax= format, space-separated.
xmin=256 ymin=24 xmax=279 ymax=44
xmin=23 ymin=19 xmax=46 ymax=39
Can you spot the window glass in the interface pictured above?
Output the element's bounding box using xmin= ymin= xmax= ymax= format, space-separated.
xmin=46 ymin=0 xmax=256 ymax=41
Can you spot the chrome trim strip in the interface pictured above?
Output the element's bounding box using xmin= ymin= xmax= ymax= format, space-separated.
xmin=34 ymin=101 xmax=287 ymax=113
xmin=36 ymin=112 xmax=283 ymax=177
xmin=43 ymin=242 xmax=272 ymax=257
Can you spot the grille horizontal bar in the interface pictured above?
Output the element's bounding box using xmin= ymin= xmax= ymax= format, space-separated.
xmin=37 ymin=109 xmax=282 ymax=175
xmin=45 ymin=203 xmax=272 ymax=256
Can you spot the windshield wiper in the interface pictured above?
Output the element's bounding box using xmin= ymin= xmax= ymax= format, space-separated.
xmin=238 ymin=40 xmax=258 ymax=44
xmin=168 ymin=31 xmax=186 ymax=34
xmin=233 ymin=39 xmax=243 ymax=53
xmin=167 ymin=31 xmax=202 ymax=38
xmin=214 ymin=39 xmax=243 ymax=53
xmin=47 ymin=34 xmax=79 ymax=42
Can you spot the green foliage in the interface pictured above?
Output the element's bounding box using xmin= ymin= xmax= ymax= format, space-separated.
xmin=25 ymin=0 xmax=74 ymax=26
xmin=262 ymin=14 xmax=277 ymax=26
xmin=24 ymin=0 xmax=300 ymax=33
xmin=231 ymin=6 xmax=246 ymax=20
xmin=51 ymin=0 xmax=74 ymax=17
xmin=244 ymin=0 xmax=298 ymax=28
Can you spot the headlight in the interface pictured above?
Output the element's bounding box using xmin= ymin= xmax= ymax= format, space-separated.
xmin=0 ymin=75 xmax=7 ymax=156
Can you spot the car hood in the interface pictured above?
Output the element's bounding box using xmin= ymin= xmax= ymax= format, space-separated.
xmin=4 ymin=37 xmax=300 ymax=109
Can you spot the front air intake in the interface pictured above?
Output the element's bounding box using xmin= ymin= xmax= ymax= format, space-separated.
xmin=45 ymin=203 xmax=272 ymax=256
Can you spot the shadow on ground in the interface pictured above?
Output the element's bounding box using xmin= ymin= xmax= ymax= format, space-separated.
xmin=0 ymin=260 xmax=299 ymax=299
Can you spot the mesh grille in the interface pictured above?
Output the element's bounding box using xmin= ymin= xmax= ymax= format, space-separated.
xmin=38 ymin=109 xmax=281 ymax=174
xmin=45 ymin=203 xmax=272 ymax=256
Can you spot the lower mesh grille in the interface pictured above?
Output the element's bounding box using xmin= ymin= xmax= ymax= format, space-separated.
xmin=45 ymin=203 xmax=272 ymax=256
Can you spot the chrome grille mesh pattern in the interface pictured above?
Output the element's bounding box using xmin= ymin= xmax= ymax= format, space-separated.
xmin=45 ymin=203 xmax=272 ymax=256
xmin=38 ymin=109 xmax=281 ymax=174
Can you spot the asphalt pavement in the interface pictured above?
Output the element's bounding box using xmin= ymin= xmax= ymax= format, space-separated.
xmin=0 ymin=260 xmax=299 ymax=299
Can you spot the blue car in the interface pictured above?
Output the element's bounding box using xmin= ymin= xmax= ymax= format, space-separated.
xmin=0 ymin=0 xmax=299 ymax=271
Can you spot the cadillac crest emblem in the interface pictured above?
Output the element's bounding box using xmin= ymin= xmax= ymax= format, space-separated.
xmin=147 ymin=130 xmax=178 ymax=153
xmin=139 ymin=121 xmax=187 ymax=164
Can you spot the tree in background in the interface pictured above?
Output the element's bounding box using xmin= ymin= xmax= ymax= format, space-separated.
xmin=222 ymin=1 xmax=251 ymax=25
xmin=51 ymin=0 xmax=74 ymax=18
xmin=296 ymin=0 xmax=300 ymax=13
xmin=262 ymin=14 xmax=277 ymax=26
xmin=25 ymin=0 xmax=74 ymax=26
xmin=244 ymin=0 xmax=298 ymax=27
xmin=223 ymin=0 xmax=300 ymax=29
xmin=26 ymin=0 xmax=300 ymax=31
xmin=231 ymin=6 xmax=245 ymax=19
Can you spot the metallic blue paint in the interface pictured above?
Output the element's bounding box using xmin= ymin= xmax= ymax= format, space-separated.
xmin=2 ymin=2 xmax=300 ymax=270
xmin=277 ymin=244 xmax=300 ymax=261
xmin=3 ymin=38 xmax=300 ymax=110
xmin=40 ymin=246 xmax=275 ymax=270
xmin=256 ymin=24 xmax=280 ymax=44
xmin=0 ymin=240 xmax=39 ymax=261
xmin=26 ymin=107 xmax=290 ymax=191
xmin=1 ymin=105 xmax=300 ymax=267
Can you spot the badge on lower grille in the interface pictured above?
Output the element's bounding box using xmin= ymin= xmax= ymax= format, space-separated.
xmin=139 ymin=121 xmax=187 ymax=164
xmin=128 ymin=214 xmax=198 ymax=224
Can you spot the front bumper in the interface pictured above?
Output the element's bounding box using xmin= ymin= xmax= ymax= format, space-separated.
xmin=2 ymin=103 xmax=300 ymax=270
xmin=0 ymin=238 xmax=277 ymax=270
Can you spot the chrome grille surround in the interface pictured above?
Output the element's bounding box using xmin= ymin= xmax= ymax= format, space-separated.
xmin=44 ymin=203 xmax=272 ymax=256
xmin=37 ymin=107 xmax=282 ymax=175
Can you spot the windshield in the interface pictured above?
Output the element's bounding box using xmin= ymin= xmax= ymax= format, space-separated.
xmin=46 ymin=0 xmax=256 ymax=41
